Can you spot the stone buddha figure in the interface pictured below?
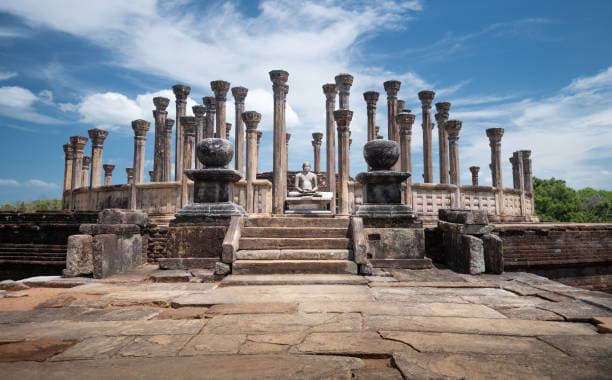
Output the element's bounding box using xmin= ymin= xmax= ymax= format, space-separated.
xmin=290 ymin=162 xmax=321 ymax=197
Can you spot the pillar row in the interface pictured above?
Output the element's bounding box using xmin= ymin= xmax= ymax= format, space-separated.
xmin=87 ymin=128 xmax=108 ymax=188
xmin=152 ymin=96 xmax=169 ymax=182
xmin=270 ymin=70 xmax=289 ymax=214
xmin=418 ymin=90 xmax=435 ymax=183
xmin=334 ymin=109 xmax=353 ymax=216
xmin=312 ymin=132 xmax=323 ymax=173
xmin=131 ymin=119 xmax=150 ymax=184
xmin=243 ymin=111 xmax=261 ymax=213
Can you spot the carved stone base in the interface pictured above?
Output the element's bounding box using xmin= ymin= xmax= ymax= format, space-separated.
xmin=354 ymin=204 xmax=417 ymax=220
xmin=176 ymin=202 xmax=246 ymax=219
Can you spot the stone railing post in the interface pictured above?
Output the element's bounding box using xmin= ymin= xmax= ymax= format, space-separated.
xmin=87 ymin=128 xmax=108 ymax=188
xmin=193 ymin=105 xmax=206 ymax=169
xmin=419 ymin=90 xmax=436 ymax=183
xmin=103 ymin=164 xmax=115 ymax=186
xmin=270 ymin=70 xmax=289 ymax=214
xmin=435 ymin=102 xmax=451 ymax=184
xmin=334 ymin=109 xmax=353 ymax=215
xmin=70 ymin=135 xmax=88 ymax=191
xmin=126 ymin=168 xmax=134 ymax=184
xmin=397 ymin=112 xmax=415 ymax=206
xmin=203 ymin=96 xmax=216 ymax=139
xmin=152 ymin=96 xmax=169 ymax=182
xmin=173 ymin=84 xmax=191 ymax=181
xmin=131 ymin=119 xmax=150 ymax=184
xmin=470 ymin=166 xmax=480 ymax=186
xmin=383 ymin=80 xmax=401 ymax=147
xmin=363 ymin=91 xmax=379 ymax=142
xmin=446 ymin=120 xmax=462 ymax=208
xmin=163 ymin=119 xmax=174 ymax=181
xmin=311 ymin=132 xmax=323 ymax=173
xmin=243 ymin=111 xmax=261 ymax=213
xmin=486 ymin=127 xmax=505 ymax=189
xmin=255 ymin=131 xmax=263 ymax=175
xmin=81 ymin=156 xmax=91 ymax=188
xmin=232 ymin=86 xmax=248 ymax=174
xmin=335 ymin=73 xmax=353 ymax=110
xmin=323 ymin=83 xmax=337 ymax=213
xmin=62 ymin=143 xmax=73 ymax=193
xmin=521 ymin=150 xmax=533 ymax=194
xmin=211 ymin=80 xmax=230 ymax=140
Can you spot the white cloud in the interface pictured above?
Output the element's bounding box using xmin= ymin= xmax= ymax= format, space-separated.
xmin=0 ymin=71 xmax=17 ymax=81
xmin=0 ymin=86 xmax=64 ymax=124
xmin=0 ymin=179 xmax=19 ymax=186
xmin=24 ymin=179 xmax=60 ymax=189
xmin=0 ymin=86 xmax=38 ymax=108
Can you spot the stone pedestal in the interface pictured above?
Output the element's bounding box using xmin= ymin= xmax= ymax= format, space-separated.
xmin=286 ymin=192 xmax=333 ymax=215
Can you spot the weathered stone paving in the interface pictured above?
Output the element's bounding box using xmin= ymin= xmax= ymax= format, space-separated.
xmin=1 ymin=265 xmax=611 ymax=379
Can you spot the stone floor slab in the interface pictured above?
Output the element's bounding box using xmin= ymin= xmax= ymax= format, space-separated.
xmin=118 ymin=335 xmax=192 ymax=357
xmin=296 ymin=331 xmax=408 ymax=356
xmin=369 ymin=281 xmax=497 ymax=288
xmin=594 ymin=316 xmax=612 ymax=333
xmin=539 ymin=334 xmax=612 ymax=357
xmin=206 ymin=302 xmax=298 ymax=315
xmin=149 ymin=270 xmax=192 ymax=283
xmin=352 ymin=367 xmax=403 ymax=380
xmin=49 ymin=336 xmax=132 ymax=361
xmin=538 ymin=300 xmax=612 ymax=321
xmin=221 ymin=274 xmax=368 ymax=286
xmin=496 ymin=307 xmax=564 ymax=321
xmin=180 ymin=334 xmax=246 ymax=355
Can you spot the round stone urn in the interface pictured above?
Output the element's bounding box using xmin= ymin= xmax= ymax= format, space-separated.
xmin=363 ymin=139 xmax=400 ymax=171
xmin=197 ymin=138 xmax=233 ymax=168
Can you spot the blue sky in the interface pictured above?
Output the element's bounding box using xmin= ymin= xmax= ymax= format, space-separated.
xmin=0 ymin=0 xmax=611 ymax=203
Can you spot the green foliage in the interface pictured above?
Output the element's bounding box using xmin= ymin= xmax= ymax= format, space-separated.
xmin=0 ymin=199 xmax=62 ymax=212
xmin=534 ymin=178 xmax=611 ymax=222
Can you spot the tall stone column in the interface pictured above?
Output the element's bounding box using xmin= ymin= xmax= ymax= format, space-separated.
xmin=445 ymin=120 xmax=462 ymax=186
xmin=255 ymin=131 xmax=263 ymax=175
xmin=311 ymin=132 xmax=323 ymax=173
xmin=270 ymin=70 xmax=289 ymax=214
xmin=103 ymin=164 xmax=115 ymax=186
xmin=131 ymin=119 xmax=150 ymax=184
xmin=285 ymin=133 xmax=291 ymax=171
xmin=521 ymin=150 xmax=533 ymax=194
xmin=70 ymin=136 xmax=88 ymax=190
xmin=335 ymin=73 xmax=353 ymax=110
xmin=383 ymin=80 xmax=401 ymax=145
xmin=62 ymin=143 xmax=73 ymax=192
xmin=486 ymin=127 xmax=505 ymax=189
xmin=163 ymin=119 xmax=174 ymax=181
xmin=243 ymin=111 xmax=261 ymax=213
xmin=334 ymin=109 xmax=353 ymax=215
xmin=152 ymin=97 xmax=169 ymax=182
xmin=173 ymin=84 xmax=191 ymax=181
xmin=418 ymin=90 xmax=436 ymax=183
xmin=211 ymin=80 xmax=230 ymax=140
xmin=81 ymin=156 xmax=91 ymax=189
xmin=509 ymin=155 xmax=519 ymax=189
xmin=193 ymin=105 xmax=206 ymax=170
xmin=363 ymin=91 xmax=379 ymax=142
xmin=180 ymin=117 xmax=197 ymax=174
xmin=470 ymin=166 xmax=480 ymax=186
xmin=435 ymin=102 xmax=451 ymax=184
xmin=87 ymin=128 xmax=108 ymax=188
xmin=126 ymin=168 xmax=134 ymax=184
xmin=397 ymin=99 xmax=406 ymax=113
xmin=323 ymin=83 xmax=337 ymax=212
xmin=203 ymin=96 xmax=216 ymax=139
xmin=232 ymin=86 xmax=248 ymax=174
xmin=397 ymin=112 xmax=416 ymax=206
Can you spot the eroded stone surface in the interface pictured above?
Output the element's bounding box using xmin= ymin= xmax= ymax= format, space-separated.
xmin=539 ymin=335 xmax=612 ymax=357
xmin=50 ymin=336 xmax=132 ymax=361
xmin=206 ymin=302 xmax=298 ymax=315
xmin=204 ymin=313 xmax=361 ymax=334
xmin=0 ymin=339 xmax=75 ymax=362
xmin=119 ymin=335 xmax=192 ymax=357
xmin=296 ymin=332 xmax=407 ymax=356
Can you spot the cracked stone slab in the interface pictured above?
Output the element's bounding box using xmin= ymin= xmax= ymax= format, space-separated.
xmin=296 ymin=332 xmax=407 ymax=356
xmin=299 ymin=301 xmax=506 ymax=319
xmin=0 ymin=355 xmax=364 ymax=379
xmin=18 ymin=276 xmax=92 ymax=288
xmin=149 ymin=270 xmax=192 ymax=283
xmin=539 ymin=335 xmax=612 ymax=357
xmin=118 ymin=335 xmax=192 ymax=357
xmin=594 ymin=316 xmax=612 ymax=333
xmin=0 ymin=307 xmax=160 ymax=324
xmin=460 ymin=295 xmax=548 ymax=308
xmin=364 ymin=315 xmax=597 ymax=336
xmin=206 ymin=302 xmax=298 ymax=315
xmin=369 ymin=281 xmax=498 ymax=288
xmin=381 ymin=331 xmax=564 ymax=355
xmin=50 ymin=336 xmax=133 ymax=361
xmin=537 ymin=301 xmax=612 ymax=321
xmin=352 ymin=368 xmax=403 ymax=380
xmin=180 ymin=334 xmax=246 ymax=355
xmin=496 ymin=307 xmax=564 ymax=321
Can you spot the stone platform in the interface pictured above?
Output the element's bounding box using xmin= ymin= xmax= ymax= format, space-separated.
xmin=0 ymin=265 xmax=611 ymax=378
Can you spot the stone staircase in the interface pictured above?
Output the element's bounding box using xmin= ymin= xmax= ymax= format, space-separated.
xmin=232 ymin=216 xmax=358 ymax=274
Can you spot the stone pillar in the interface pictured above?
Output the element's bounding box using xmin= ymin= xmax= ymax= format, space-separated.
xmin=70 ymin=136 xmax=88 ymax=190
xmin=270 ymin=70 xmax=289 ymax=214
xmin=172 ymin=84 xmax=191 ymax=181
xmin=131 ymin=119 xmax=150 ymax=184
xmin=203 ymin=96 xmax=216 ymax=139
xmin=486 ymin=127 xmax=504 ymax=189
xmin=397 ymin=99 xmax=405 ymax=113
xmin=87 ymin=128 xmax=108 ymax=188
xmin=193 ymin=105 xmax=206 ymax=169
xmin=418 ymin=90 xmax=436 ymax=183
xmin=211 ymin=80 xmax=230 ymax=140
xmin=226 ymin=123 xmax=232 ymax=140
xmin=152 ymin=97 xmax=169 ymax=182
xmin=255 ymin=131 xmax=263 ymax=175
xmin=445 ymin=120 xmax=462 ymax=186
xmin=243 ymin=111 xmax=261 ymax=213
xmin=510 ymin=155 xmax=520 ymax=189
xmin=180 ymin=117 xmax=197 ymax=174
xmin=232 ymin=86 xmax=248 ymax=174
xmin=435 ymin=102 xmax=451 ymax=184
xmin=335 ymin=73 xmax=353 ymax=110
xmin=163 ymin=119 xmax=174 ymax=182
xmin=285 ymin=133 xmax=291 ymax=171
xmin=311 ymin=132 xmax=323 ymax=173
xmin=323 ymin=83 xmax=337 ymax=213
xmin=126 ymin=168 xmax=134 ymax=184
xmin=363 ymin=91 xmax=379 ymax=142
xmin=334 ymin=109 xmax=353 ymax=215
xmin=397 ymin=112 xmax=415 ymax=206
xmin=521 ymin=150 xmax=533 ymax=194
xmin=470 ymin=166 xmax=480 ymax=186
xmin=81 ymin=156 xmax=91 ymax=188
xmin=383 ymin=80 xmax=401 ymax=146
xmin=62 ymin=143 xmax=73 ymax=193
xmin=375 ymin=126 xmax=383 ymax=140
xmin=103 ymin=164 xmax=114 ymax=186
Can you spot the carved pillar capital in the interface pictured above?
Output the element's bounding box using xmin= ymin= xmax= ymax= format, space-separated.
xmin=363 ymin=91 xmax=379 ymax=105
xmin=333 ymin=109 xmax=353 ymax=129
xmin=418 ymin=90 xmax=436 ymax=108
xmin=383 ymin=80 xmax=401 ymax=97
xmin=192 ymin=105 xmax=206 ymax=118
xmin=164 ymin=118 xmax=175 ymax=133
xmin=312 ymin=132 xmax=323 ymax=146
xmin=103 ymin=164 xmax=115 ymax=175
xmin=486 ymin=127 xmax=505 ymax=145
xmin=396 ymin=112 xmax=416 ymax=135
xmin=335 ymin=73 xmax=354 ymax=89
xmin=87 ymin=128 xmax=108 ymax=148
xmin=180 ymin=116 xmax=197 ymax=136
xmin=131 ymin=119 xmax=150 ymax=138
xmin=172 ymin=84 xmax=191 ymax=103
xmin=397 ymin=99 xmax=405 ymax=113
xmin=269 ymin=70 xmax=289 ymax=85
xmin=231 ymin=86 xmax=248 ymax=103
xmin=445 ymin=120 xmax=462 ymax=140
xmin=470 ymin=166 xmax=480 ymax=176
xmin=153 ymin=96 xmax=170 ymax=111
xmin=203 ymin=96 xmax=216 ymax=111
xmin=63 ymin=143 xmax=74 ymax=160
xmin=322 ymin=83 xmax=337 ymax=99
xmin=210 ymin=80 xmax=230 ymax=102
xmin=435 ymin=101 xmax=451 ymax=119
xmin=82 ymin=156 xmax=91 ymax=168
xmin=70 ymin=135 xmax=88 ymax=152
xmin=242 ymin=111 xmax=262 ymax=131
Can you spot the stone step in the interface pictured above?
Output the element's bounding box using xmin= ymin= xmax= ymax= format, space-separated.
xmin=232 ymin=260 xmax=358 ymax=275
xmin=239 ymin=238 xmax=351 ymax=250
xmin=221 ymin=274 xmax=368 ymax=286
xmin=369 ymin=258 xmax=433 ymax=269
xmin=236 ymin=249 xmax=351 ymax=260
xmin=241 ymin=227 xmax=347 ymax=238
xmin=245 ymin=217 xmax=349 ymax=228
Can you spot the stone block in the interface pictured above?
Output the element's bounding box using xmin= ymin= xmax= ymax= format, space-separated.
xmin=365 ymin=228 xmax=425 ymax=259
xmin=482 ymin=233 xmax=503 ymax=274
xmin=63 ymin=234 xmax=94 ymax=277
xmin=97 ymin=209 xmax=148 ymax=227
xmin=166 ymin=225 xmax=227 ymax=259
xmin=92 ymin=233 xmax=143 ymax=279
xmin=438 ymin=208 xmax=488 ymax=224
xmin=79 ymin=224 xmax=140 ymax=235
xmin=215 ymin=261 xmax=231 ymax=275
xmin=457 ymin=235 xmax=484 ymax=274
